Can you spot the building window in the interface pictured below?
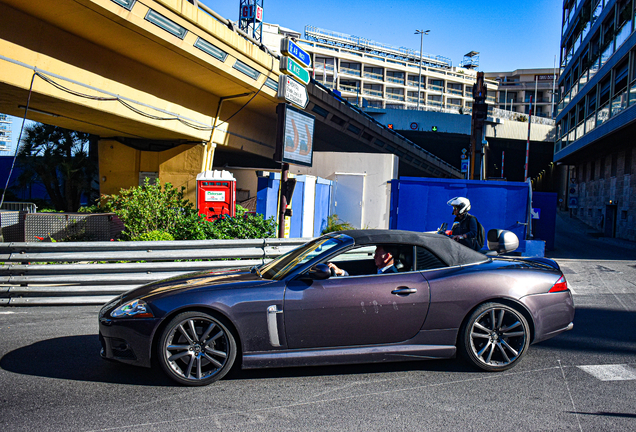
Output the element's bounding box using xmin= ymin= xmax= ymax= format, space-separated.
xmin=601 ymin=10 xmax=616 ymax=49
xmin=622 ymin=210 xmax=628 ymax=220
xmin=599 ymin=77 xmax=611 ymax=106
xmin=587 ymin=87 xmax=597 ymax=114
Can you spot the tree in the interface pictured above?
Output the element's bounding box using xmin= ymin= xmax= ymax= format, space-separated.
xmin=16 ymin=123 xmax=96 ymax=211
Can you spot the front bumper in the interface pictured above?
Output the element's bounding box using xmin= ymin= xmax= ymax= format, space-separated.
xmin=99 ymin=315 xmax=158 ymax=368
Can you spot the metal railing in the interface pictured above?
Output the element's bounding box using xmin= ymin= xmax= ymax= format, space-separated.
xmin=386 ymin=93 xmax=405 ymax=101
xmin=339 ymin=84 xmax=359 ymax=93
xmin=362 ymin=88 xmax=383 ymax=97
xmin=0 ymin=238 xmax=308 ymax=306
xmin=1 ymin=202 xmax=37 ymax=213
xmin=340 ymin=66 xmax=360 ymax=77
xmin=363 ymin=71 xmax=383 ymax=80
xmin=386 ymin=76 xmax=405 ymax=85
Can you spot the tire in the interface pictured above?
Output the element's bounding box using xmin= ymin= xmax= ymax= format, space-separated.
xmin=459 ymin=302 xmax=530 ymax=372
xmin=157 ymin=311 xmax=237 ymax=386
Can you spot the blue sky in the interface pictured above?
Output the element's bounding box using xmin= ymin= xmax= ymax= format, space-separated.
xmin=204 ymin=0 xmax=563 ymax=72
xmin=4 ymin=0 xmax=563 ymax=154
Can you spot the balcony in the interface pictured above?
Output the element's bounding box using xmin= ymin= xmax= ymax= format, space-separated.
xmin=428 ymin=84 xmax=443 ymax=93
xmin=447 ymin=88 xmax=463 ymax=96
xmin=340 ymin=66 xmax=361 ymax=77
xmin=315 ymin=64 xmax=335 ymax=74
xmin=339 ymin=84 xmax=359 ymax=93
xmin=386 ymin=76 xmax=405 ymax=85
xmin=362 ymin=88 xmax=383 ymax=98
xmin=427 ymin=99 xmax=443 ymax=107
xmin=407 ymin=80 xmax=421 ymax=88
xmin=386 ymin=93 xmax=405 ymax=101
xmin=407 ymin=96 xmax=425 ymax=104
xmin=363 ymin=71 xmax=383 ymax=80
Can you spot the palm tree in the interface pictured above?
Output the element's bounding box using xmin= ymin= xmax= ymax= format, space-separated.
xmin=16 ymin=123 xmax=96 ymax=211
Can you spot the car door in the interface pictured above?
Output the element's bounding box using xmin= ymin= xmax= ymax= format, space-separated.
xmin=283 ymin=266 xmax=430 ymax=349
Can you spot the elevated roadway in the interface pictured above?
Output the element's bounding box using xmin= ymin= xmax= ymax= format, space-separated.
xmin=0 ymin=0 xmax=460 ymax=201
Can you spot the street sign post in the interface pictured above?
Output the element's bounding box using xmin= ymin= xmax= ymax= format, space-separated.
xmin=280 ymin=38 xmax=311 ymax=68
xmin=279 ymin=56 xmax=310 ymax=85
xmin=277 ymin=75 xmax=309 ymax=109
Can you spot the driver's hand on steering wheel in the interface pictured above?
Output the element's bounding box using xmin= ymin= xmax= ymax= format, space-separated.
xmin=327 ymin=262 xmax=346 ymax=276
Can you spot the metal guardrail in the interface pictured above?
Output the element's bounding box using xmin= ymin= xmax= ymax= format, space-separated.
xmin=0 ymin=238 xmax=309 ymax=306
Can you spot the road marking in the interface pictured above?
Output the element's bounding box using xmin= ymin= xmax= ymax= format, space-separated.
xmin=578 ymin=364 xmax=636 ymax=381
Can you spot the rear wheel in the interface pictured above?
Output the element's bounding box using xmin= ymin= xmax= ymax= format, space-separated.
xmin=157 ymin=311 xmax=236 ymax=386
xmin=459 ymin=302 xmax=530 ymax=371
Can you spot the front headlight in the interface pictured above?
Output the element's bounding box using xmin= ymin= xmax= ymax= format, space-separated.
xmin=110 ymin=299 xmax=154 ymax=318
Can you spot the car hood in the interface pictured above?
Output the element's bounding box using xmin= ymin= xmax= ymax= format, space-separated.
xmin=121 ymin=268 xmax=270 ymax=301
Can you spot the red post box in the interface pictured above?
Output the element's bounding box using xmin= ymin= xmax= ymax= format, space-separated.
xmin=196 ymin=170 xmax=236 ymax=220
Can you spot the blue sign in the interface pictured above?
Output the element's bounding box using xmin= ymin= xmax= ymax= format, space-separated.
xmin=281 ymin=38 xmax=311 ymax=68
xmin=460 ymin=160 xmax=469 ymax=173
xmin=531 ymin=208 xmax=541 ymax=219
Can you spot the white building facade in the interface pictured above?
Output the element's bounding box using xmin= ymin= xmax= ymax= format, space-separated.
xmin=262 ymin=24 xmax=498 ymax=114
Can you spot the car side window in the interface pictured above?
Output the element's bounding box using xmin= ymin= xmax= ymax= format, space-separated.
xmin=415 ymin=246 xmax=447 ymax=271
xmin=328 ymin=246 xmax=376 ymax=276
xmin=391 ymin=245 xmax=414 ymax=273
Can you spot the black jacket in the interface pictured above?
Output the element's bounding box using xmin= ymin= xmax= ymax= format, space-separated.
xmin=451 ymin=213 xmax=479 ymax=250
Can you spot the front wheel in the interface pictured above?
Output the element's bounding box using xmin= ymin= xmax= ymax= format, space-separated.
xmin=459 ymin=302 xmax=530 ymax=372
xmin=157 ymin=311 xmax=237 ymax=386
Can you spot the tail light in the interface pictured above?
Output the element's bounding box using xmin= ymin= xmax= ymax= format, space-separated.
xmin=549 ymin=275 xmax=568 ymax=293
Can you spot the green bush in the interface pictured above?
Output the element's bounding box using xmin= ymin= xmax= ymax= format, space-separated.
xmin=321 ymin=214 xmax=355 ymax=234
xmin=101 ymin=180 xmax=276 ymax=241
xmin=205 ymin=205 xmax=277 ymax=239
xmin=101 ymin=178 xmax=197 ymax=241
xmin=132 ymin=230 xmax=175 ymax=241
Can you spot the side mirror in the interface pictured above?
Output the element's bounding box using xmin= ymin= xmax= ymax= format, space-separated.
xmin=486 ymin=229 xmax=519 ymax=255
xmin=305 ymin=263 xmax=331 ymax=280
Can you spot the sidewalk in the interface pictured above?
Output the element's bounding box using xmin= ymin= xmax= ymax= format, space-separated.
xmin=548 ymin=210 xmax=636 ymax=260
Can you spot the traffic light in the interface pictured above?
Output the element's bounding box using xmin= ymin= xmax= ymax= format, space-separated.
xmin=431 ymin=126 xmax=438 ymax=132
xmin=387 ymin=124 xmax=393 ymax=129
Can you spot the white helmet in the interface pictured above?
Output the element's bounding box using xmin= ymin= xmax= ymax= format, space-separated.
xmin=447 ymin=197 xmax=471 ymax=214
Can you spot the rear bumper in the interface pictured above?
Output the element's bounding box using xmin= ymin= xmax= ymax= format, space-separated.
xmin=521 ymin=290 xmax=575 ymax=344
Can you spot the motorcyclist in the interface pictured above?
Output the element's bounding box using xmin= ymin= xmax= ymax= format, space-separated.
xmin=447 ymin=197 xmax=480 ymax=251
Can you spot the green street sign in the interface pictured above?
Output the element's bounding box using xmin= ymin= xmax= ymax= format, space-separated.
xmin=279 ymin=56 xmax=310 ymax=85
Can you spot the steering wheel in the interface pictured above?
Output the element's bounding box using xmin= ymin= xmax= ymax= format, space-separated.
xmin=329 ymin=266 xmax=337 ymax=277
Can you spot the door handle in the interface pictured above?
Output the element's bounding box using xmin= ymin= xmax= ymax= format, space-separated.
xmin=391 ymin=287 xmax=417 ymax=295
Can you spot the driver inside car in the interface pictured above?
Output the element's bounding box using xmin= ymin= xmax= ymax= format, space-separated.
xmin=327 ymin=245 xmax=398 ymax=276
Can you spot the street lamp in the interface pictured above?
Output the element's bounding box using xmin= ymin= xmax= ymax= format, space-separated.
xmin=415 ymin=29 xmax=430 ymax=110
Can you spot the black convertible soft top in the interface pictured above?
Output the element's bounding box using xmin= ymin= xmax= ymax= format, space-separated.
xmin=331 ymin=229 xmax=489 ymax=267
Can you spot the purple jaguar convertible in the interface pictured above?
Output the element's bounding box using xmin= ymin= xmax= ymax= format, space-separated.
xmin=99 ymin=229 xmax=574 ymax=386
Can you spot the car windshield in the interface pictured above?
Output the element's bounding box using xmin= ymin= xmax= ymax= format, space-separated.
xmin=260 ymin=235 xmax=350 ymax=280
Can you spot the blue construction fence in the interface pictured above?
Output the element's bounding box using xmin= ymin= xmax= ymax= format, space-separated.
xmin=389 ymin=177 xmax=556 ymax=254
xmin=256 ymin=173 xmax=333 ymax=238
